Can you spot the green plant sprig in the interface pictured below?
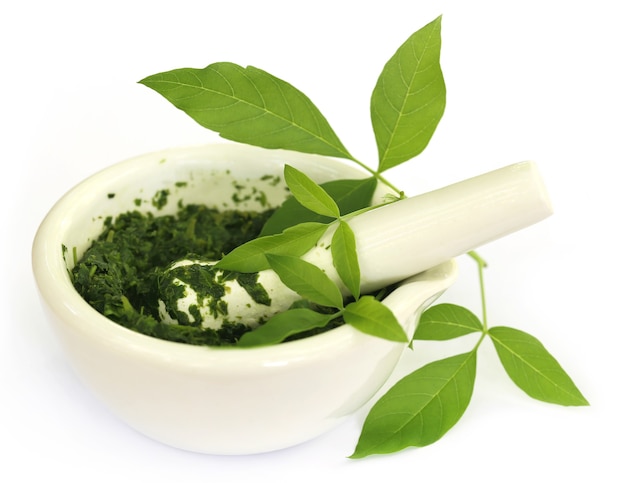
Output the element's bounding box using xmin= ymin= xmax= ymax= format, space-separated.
xmin=351 ymin=250 xmax=588 ymax=457
xmin=139 ymin=15 xmax=587 ymax=458
xmin=232 ymin=164 xmax=408 ymax=347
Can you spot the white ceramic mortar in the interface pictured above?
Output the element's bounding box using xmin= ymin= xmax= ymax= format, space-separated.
xmin=32 ymin=143 xmax=459 ymax=454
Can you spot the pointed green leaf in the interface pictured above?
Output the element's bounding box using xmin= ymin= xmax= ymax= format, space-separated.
xmin=414 ymin=303 xmax=483 ymax=340
xmin=215 ymin=222 xmax=328 ymax=272
xmin=331 ymin=220 xmax=360 ymax=299
xmin=351 ymin=351 xmax=477 ymax=458
xmin=139 ymin=62 xmax=354 ymax=160
xmin=260 ymin=177 xmax=377 ymax=236
xmin=371 ymin=16 xmax=446 ymax=172
xmin=237 ymin=309 xmax=332 ymax=347
xmin=284 ymin=165 xmax=341 ymax=218
xmin=266 ymin=254 xmax=344 ymax=309
xmin=343 ymin=296 xmax=407 ymax=342
xmin=489 ymin=326 xmax=589 ymax=406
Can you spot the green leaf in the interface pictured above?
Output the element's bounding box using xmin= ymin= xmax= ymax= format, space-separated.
xmin=371 ymin=16 xmax=446 ymax=172
xmin=488 ymin=326 xmax=589 ymax=406
xmin=351 ymin=351 xmax=477 ymax=458
xmin=414 ymin=303 xmax=483 ymax=340
xmin=343 ymin=296 xmax=407 ymax=342
xmin=331 ymin=220 xmax=360 ymax=299
xmin=237 ymin=309 xmax=332 ymax=347
xmin=215 ymin=222 xmax=328 ymax=272
xmin=260 ymin=177 xmax=377 ymax=236
xmin=284 ymin=165 xmax=341 ymax=218
xmin=139 ymin=62 xmax=354 ymax=160
xmin=266 ymin=254 xmax=344 ymax=309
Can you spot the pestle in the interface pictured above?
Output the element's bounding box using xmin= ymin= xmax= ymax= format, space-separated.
xmin=157 ymin=161 xmax=553 ymax=329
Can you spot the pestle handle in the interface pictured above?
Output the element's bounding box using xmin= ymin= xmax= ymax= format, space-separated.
xmin=348 ymin=161 xmax=553 ymax=293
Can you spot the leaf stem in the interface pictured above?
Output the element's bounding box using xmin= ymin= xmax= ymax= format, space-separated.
xmin=468 ymin=251 xmax=488 ymax=331
xmin=466 ymin=331 xmax=487 ymax=365
xmin=375 ymin=173 xmax=406 ymax=199
xmin=348 ymin=158 xmax=406 ymax=198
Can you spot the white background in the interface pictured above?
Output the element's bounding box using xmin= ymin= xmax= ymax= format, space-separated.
xmin=3 ymin=0 xmax=624 ymax=481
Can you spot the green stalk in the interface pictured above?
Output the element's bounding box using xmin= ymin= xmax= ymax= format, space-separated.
xmin=348 ymin=157 xmax=406 ymax=198
xmin=468 ymin=251 xmax=489 ymax=331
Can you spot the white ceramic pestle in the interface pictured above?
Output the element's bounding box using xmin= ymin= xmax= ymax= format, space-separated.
xmin=158 ymin=161 xmax=552 ymax=329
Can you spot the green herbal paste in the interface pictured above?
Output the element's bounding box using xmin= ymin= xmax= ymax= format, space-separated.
xmin=71 ymin=202 xmax=275 ymax=346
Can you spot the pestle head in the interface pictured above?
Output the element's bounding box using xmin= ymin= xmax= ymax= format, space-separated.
xmin=157 ymin=259 xmax=299 ymax=329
